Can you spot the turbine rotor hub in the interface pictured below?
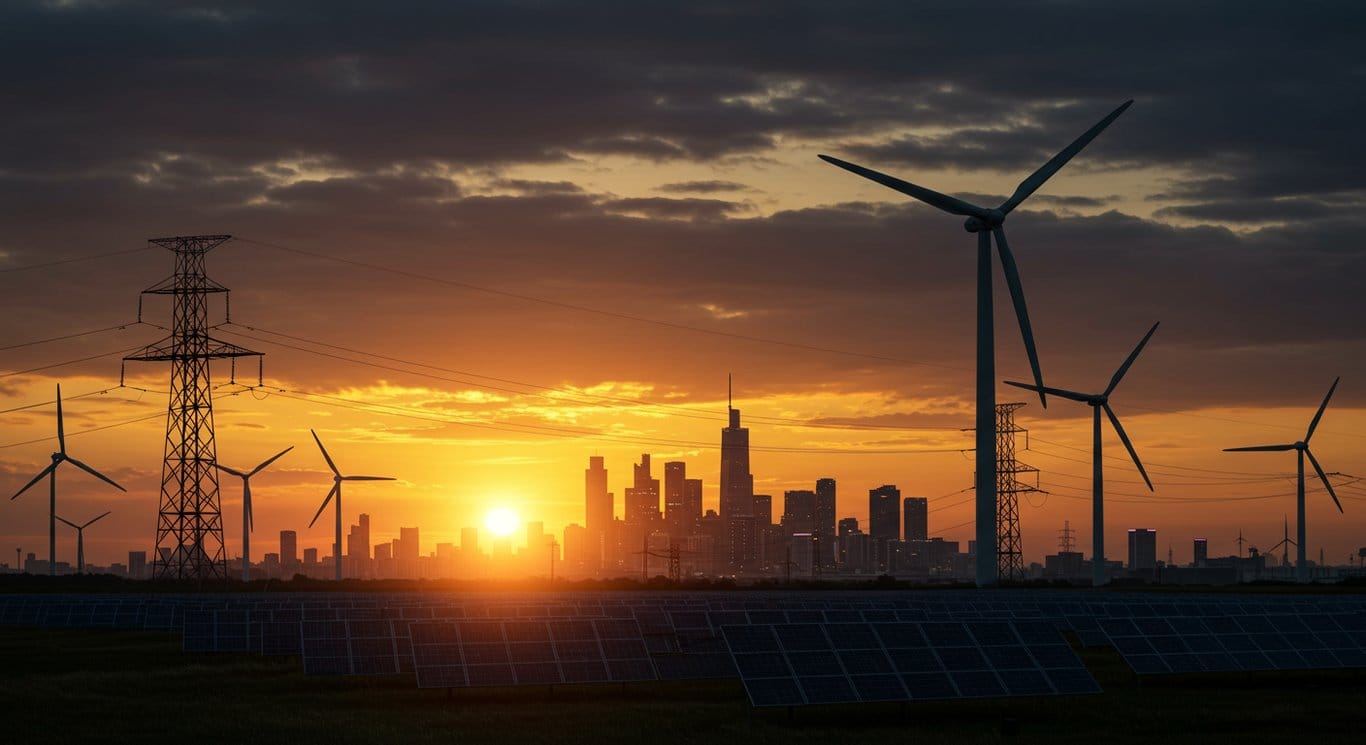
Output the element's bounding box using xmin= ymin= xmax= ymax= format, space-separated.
xmin=962 ymin=210 xmax=1005 ymax=233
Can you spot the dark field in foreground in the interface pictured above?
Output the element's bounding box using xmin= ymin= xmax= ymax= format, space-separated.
xmin=5 ymin=626 xmax=1364 ymax=745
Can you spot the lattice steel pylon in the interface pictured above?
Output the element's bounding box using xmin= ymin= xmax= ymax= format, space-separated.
xmin=995 ymin=402 xmax=1040 ymax=583
xmin=124 ymin=235 xmax=260 ymax=581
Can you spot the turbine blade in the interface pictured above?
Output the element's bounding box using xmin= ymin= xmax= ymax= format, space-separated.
xmin=214 ymin=462 xmax=248 ymax=478
xmin=311 ymin=430 xmax=341 ymax=477
xmin=1305 ymin=376 xmax=1339 ymax=442
xmin=998 ymin=99 xmax=1134 ymax=215
xmin=344 ymin=476 xmax=396 ymax=482
xmin=55 ymin=515 xmax=78 ymax=530
xmin=250 ymin=446 xmax=294 ymax=477
xmin=817 ymin=154 xmax=990 ymax=218
xmin=245 ymin=482 xmax=254 ymax=533
xmin=63 ymin=455 xmax=127 ymax=492
xmin=993 ymin=227 xmax=1045 ymax=407
xmin=1305 ymin=448 xmax=1343 ymax=513
xmin=56 ymin=384 xmax=66 ymax=454
xmin=85 ymin=510 xmax=112 ymax=528
xmin=308 ymin=484 xmax=339 ymax=528
xmin=1223 ymin=444 xmax=1297 ymax=452
xmin=1104 ymin=322 xmax=1160 ymax=397
xmin=12 ymin=463 xmax=58 ymax=500
xmin=1105 ymin=403 xmax=1153 ymax=491
xmin=1003 ymin=380 xmax=1091 ymax=402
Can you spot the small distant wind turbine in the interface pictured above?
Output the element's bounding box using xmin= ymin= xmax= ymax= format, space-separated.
xmin=215 ymin=446 xmax=293 ymax=582
xmin=1266 ymin=515 xmax=1297 ymax=571
xmin=308 ymin=430 xmax=394 ymax=581
xmin=11 ymin=385 xmax=126 ymax=575
xmin=820 ymin=100 xmax=1133 ymax=585
xmin=1006 ymin=322 xmax=1158 ymax=587
xmin=1224 ymin=378 xmax=1343 ymax=583
xmin=54 ymin=510 xmax=110 ymax=574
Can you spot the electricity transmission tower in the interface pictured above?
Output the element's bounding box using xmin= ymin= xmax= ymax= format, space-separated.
xmin=1058 ymin=520 xmax=1076 ymax=553
xmin=995 ymin=402 xmax=1040 ymax=583
xmin=124 ymin=235 xmax=261 ymax=581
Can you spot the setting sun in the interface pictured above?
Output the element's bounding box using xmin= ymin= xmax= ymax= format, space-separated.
xmin=485 ymin=507 xmax=520 ymax=538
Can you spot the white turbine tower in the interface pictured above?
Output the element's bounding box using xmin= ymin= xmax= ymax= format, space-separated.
xmin=11 ymin=385 xmax=126 ymax=575
xmin=1005 ymin=322 xmax=1159 ymax=587
xmin=308 ymin=430 xmax=394 ymax=581
xmin=1224 ymin=378 xmax=1342 ymax=583
xmin=215 ymin=446 xmax=294 ymax=582
xmin=54 ymin=510 xmax=111 ymax=574
xmin=820 ymin=100 xmax=1133 ymax=585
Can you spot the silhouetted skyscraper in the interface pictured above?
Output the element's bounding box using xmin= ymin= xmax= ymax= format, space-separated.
xmin=903 ymin=497 xmax=928 ymax=542
xmin=1193 ymin=537 xmax=1208 ymax=567
xmin=837 ymin=517 xmax=858 ymax=566
xmin=684 ymin=478 xmax=703 ymax=529
xmin=664 ymin=461 xmax=686 ymax=541
xmin=720 ymin=378 xmax=755 ymax=569
xmin=815 ymin=478 xmax=836 ymax=567
xmin=1129 ymin=528 xmax=1157 ymax=572
xmin=753 ymin=494 xmax=772 ymax=526
xmin=625 ymin=454 xmax=661 ymax=525
xmin=280 ymin=530 xmax=298 ymax=573
xmin=869 ymin=485 xmax=901 ymax=571
xmin=783 ymin=490 xmax=816 ymax=534
xmin=585 ymin=456 xmax=611 ymax=568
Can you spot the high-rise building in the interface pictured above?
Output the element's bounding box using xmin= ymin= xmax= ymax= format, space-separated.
xmin=684 ymin=478 xmax=703 ymax=529
xmin=814 ymin=478 xmax=836 ymax=567
xmin=720 ymin=379 xmax=755 ymax=569
xmin=279 ymin=530 xmax=298 ymax=571
xmin=585 ymin=456 xmax=611 ymax=569
xmin=625 ymin=454 xmax=661 ymax=525
xmin=1129 ymin=528 xmax=1158 ymax=572
xmin=868 ymin=485 xmax=901 ymax=571
xmin=303 ymin=547 xmax=318 ymax=566
xmin=664 ymin=461 xmax=687 ymax=541
xmin=461 ymin=526 xmax=479 ymax=555
xmin=562 ymin=523 xmax=587 ymax=577
xmin=1193 ymin=537 xmax=1208 ymax=567
xmin=753 ymin=494 xmax=773 ymax=526
xmin=346 ymin=513 xmax=371 ymax=578
xmin=782 ymin=490 xmax=816 ymax=535
xmin=903 ymin=497 xmax=928 ymax=542
xmin=128 ymin=551 xmax=147 ymax=580
xmin=837 ymin=517 xmax=859 ymax=565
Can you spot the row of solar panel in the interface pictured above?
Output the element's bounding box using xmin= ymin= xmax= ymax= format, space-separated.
xmin=720 ymin=621 xmax=1100 ymax=707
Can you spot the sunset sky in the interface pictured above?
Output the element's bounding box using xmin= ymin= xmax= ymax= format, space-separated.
xmin=2 ymin=1 xmax=1365 ymax=570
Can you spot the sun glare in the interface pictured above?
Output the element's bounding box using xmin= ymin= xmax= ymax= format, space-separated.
xmin=485 ymin=507 xmax=520 ymax=538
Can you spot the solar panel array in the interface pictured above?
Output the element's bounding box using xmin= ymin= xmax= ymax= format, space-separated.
xmin=722 ymin=620 xmax=1098 ymax=707
xmin=5 ymin=590 xmax=1366 ymax=704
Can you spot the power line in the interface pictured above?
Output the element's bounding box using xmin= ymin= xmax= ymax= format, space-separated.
xmin=0 ymin=384 xmax=167 ymax=417
xmin=0 ymin=344 xmax=149 ymax=379
xmin=233 ymin=235 xmax=969 ymax=373
xmin=0 ymin=411 xmax=165 ymax=449
xmin=0 ymin=322 xmax=141 ymax=353
xmin=0 ymin=246 xmax=153 ymax=274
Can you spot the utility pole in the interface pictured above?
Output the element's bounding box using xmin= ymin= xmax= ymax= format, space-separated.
xmin=124 ymin=235 xmax=261 ymax=582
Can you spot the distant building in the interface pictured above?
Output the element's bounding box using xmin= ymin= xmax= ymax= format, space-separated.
xmin=625 ymin=454 xmax=661 ymax=525
xmin=753 ymin=494 xmax=773 ymax=526
xmin=683 ymin=478 xmax=703 ymax=530
xmin=837 ymin=517 xmax=859 ymax=565
xmin=664 ymin=461 xmax=687 ymax=541
xmin=585 ymin=456 xmax=611 ymax=569
xmin=280 ymin=530 xmax=298 ymax=574
xmin=782 ymin=490 xmax=815 ymax=535
xmin=814 ymin=478 xmax=837 ymax=568
xmin=903 ymin=497 xmax=928 ymax=542
xmin=868 ymin=485 xmax=901 ymax=571
xmin=720 ymin=383 xmax=755 ymax=569
xmin=1193 ymin=537 xmax=1208 ymax=567
xmin=128 ymin=551 xmax=147 ymax=580
xmin=1128 ymin=528 xmax=1157 ymax=573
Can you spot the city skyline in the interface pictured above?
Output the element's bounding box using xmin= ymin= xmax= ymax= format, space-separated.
xmin=3 ymin=2 xmax=1365 ymax=571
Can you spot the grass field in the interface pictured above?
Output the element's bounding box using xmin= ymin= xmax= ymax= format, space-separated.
xmin=4 ymin=625 xmax=1365 ymax=745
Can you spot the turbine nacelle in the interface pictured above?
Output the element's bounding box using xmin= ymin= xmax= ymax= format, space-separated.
xmin=963 ymin=209 xmax=1006 ymax=233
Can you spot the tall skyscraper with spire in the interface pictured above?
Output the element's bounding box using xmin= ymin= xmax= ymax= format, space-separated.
xmin=720 ymin=375 xmax=756 ymax=570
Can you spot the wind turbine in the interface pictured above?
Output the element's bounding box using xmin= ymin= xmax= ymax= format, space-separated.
xmin=1224 ymin=377 xmax=1343 ymax=583
xmin=11 ymin=385 xmax=126 ymax=575
xmin=54 ymin=510 xmax=110 ymax=574
xmin=308 ymin=430 xmax=394 ymax=581
xmin=1005 ymin=322 xmax=1159 ymax=587
xmin=215 ymin=446 xmax=294 ymax=582
xmin=1266 ymin=515 xmax=1296 ymax=573
xmin=819 ymin=99 xmax=1133 ymax=585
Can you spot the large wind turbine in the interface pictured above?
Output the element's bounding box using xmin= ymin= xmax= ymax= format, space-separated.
xmin=11 ymin=385 xmax=126 ymax=575
xmin=1224 ymin=378 xmax=1342 ymax=583
xmin=215 ymin=446 xmax=293 ymax=582
xmin=308 ymin=430 xmax=394 ymax=581
xmin=1006 ymin=322 xmax=1159 ymax=587
xmin=54 ymin=510 xmax=110 ymax=574
xmin=820 ymin=100 xmax=1133 ymax=585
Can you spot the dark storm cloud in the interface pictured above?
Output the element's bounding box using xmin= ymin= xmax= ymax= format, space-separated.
xmin=2 ymin=0 xmax=1365 ymax=418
